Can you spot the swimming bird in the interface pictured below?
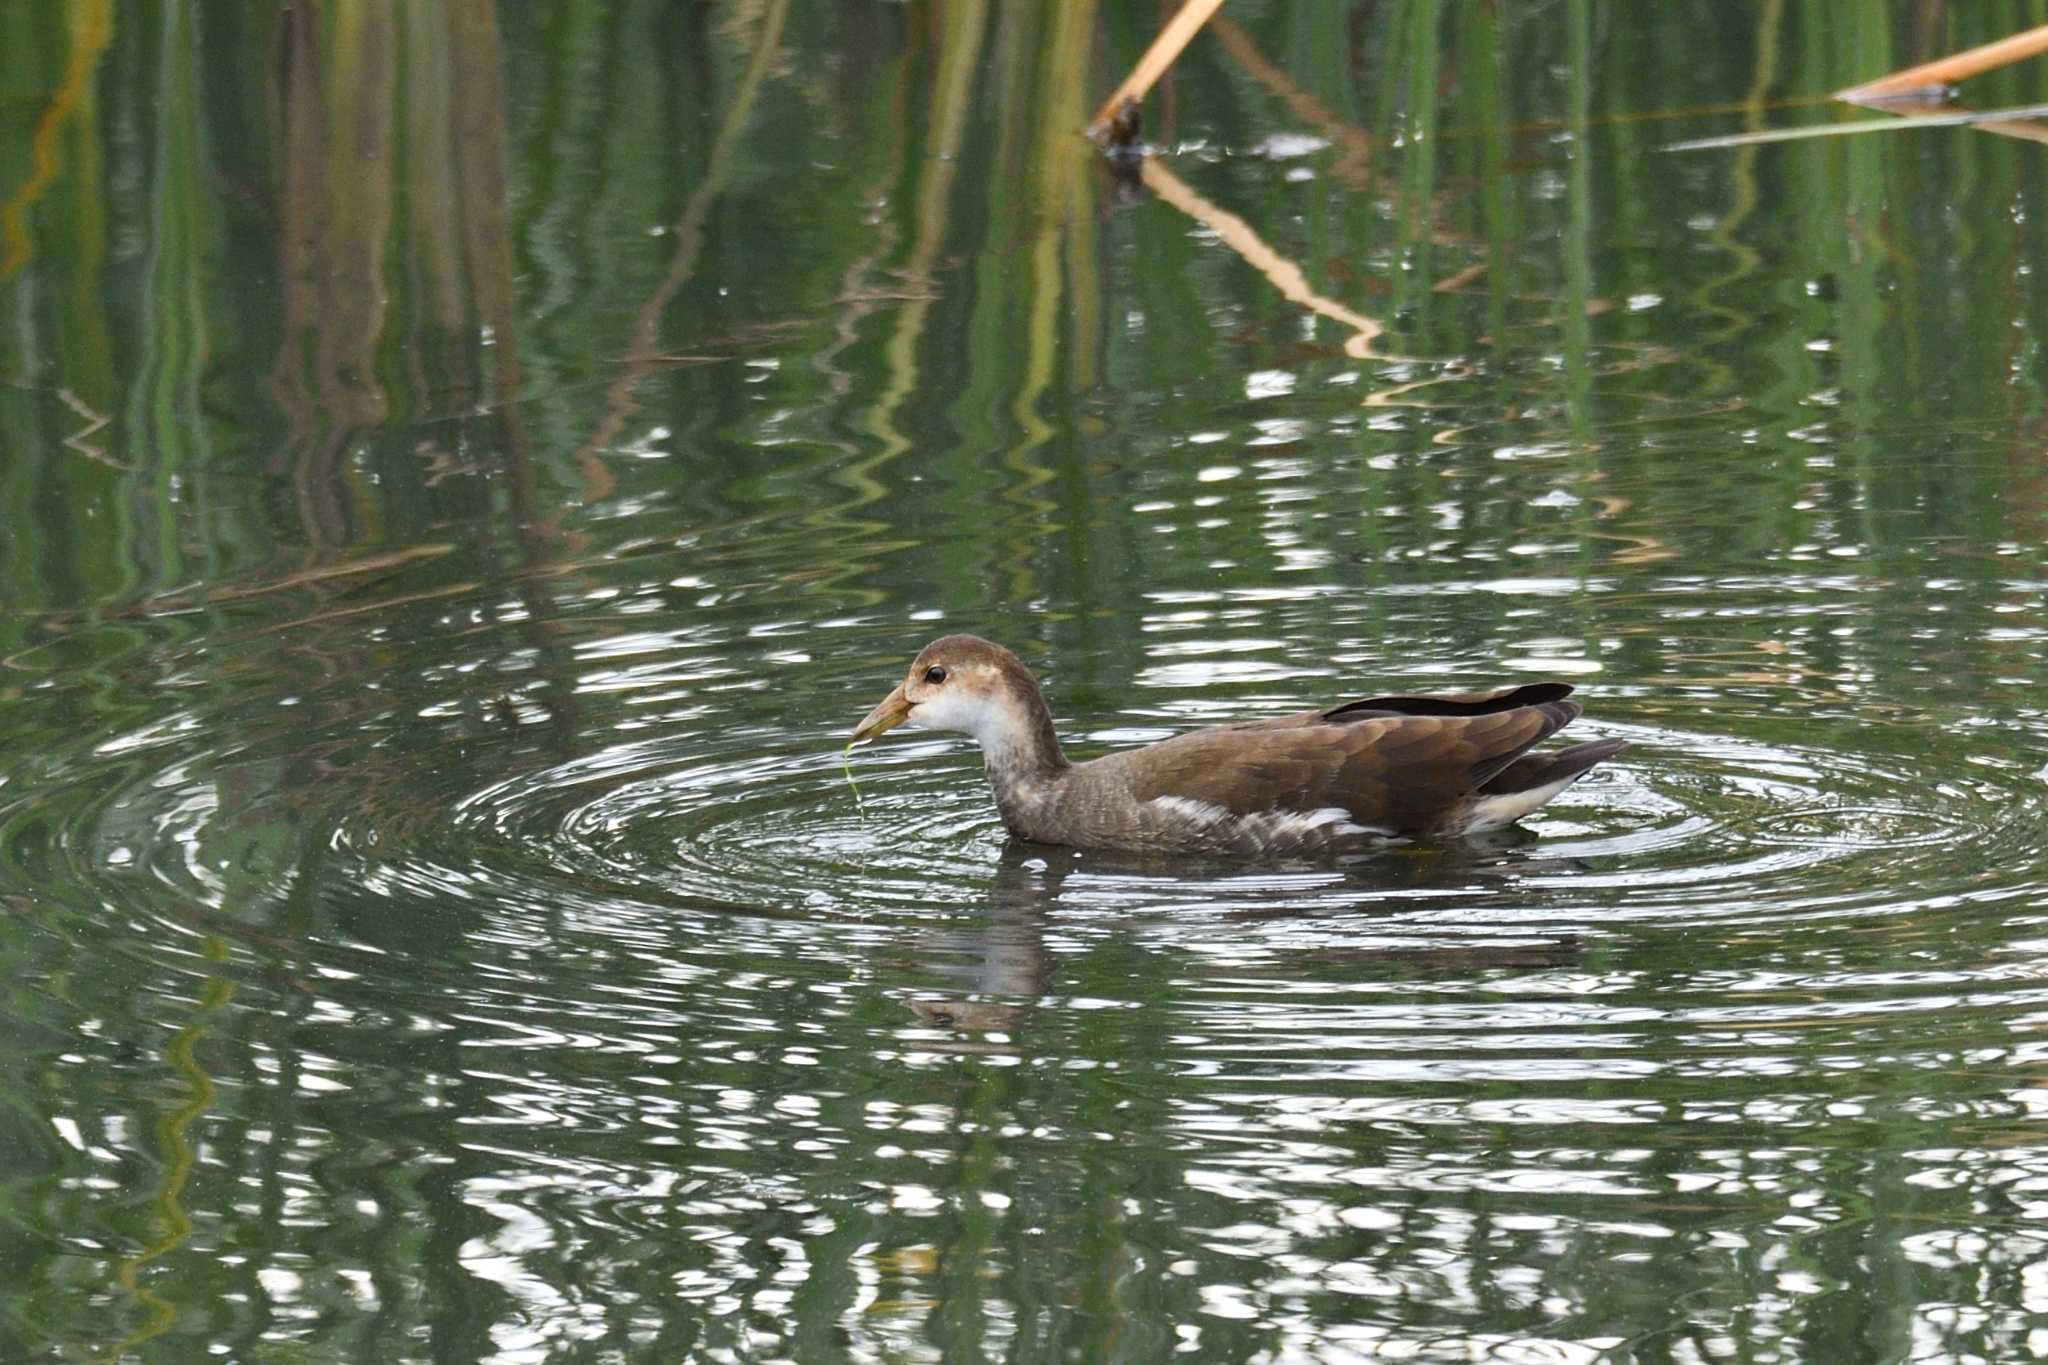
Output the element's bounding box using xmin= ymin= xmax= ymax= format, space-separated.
xmin=850 ymin=635 xmax=1626 ymax=856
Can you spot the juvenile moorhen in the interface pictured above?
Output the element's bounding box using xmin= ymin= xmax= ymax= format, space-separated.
xmin=851 ymin=635 xmax=1626 ymax=855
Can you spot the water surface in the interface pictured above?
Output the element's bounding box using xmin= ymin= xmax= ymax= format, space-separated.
xmin=4 ymin=3 xmax=2048 ymax=1360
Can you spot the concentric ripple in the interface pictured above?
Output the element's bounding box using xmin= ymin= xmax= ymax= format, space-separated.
xmin=1518 ymin=715 xmax=2045 ymax=929
xmin=25 ymin=617 xmax=2047 ymax=948
xmin=387 ymin=728 xmax=1013 ymax=919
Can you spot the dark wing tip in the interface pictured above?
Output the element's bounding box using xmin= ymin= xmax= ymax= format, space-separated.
xmin=1481 ymin=735 xmax=1629 ymax=795
xmin=1322 ymin=682 xmax=1576 ymax=723
xmin=1463 ymin=699 xmax=1583 ymax=788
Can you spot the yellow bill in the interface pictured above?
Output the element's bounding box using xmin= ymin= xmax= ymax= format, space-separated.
xmin=850 ymin=682 xmax=911 ymax=742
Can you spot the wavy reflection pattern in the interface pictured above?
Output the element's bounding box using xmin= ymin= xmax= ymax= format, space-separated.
xmin=6 ymin=571 xmax=2048 ymax=1359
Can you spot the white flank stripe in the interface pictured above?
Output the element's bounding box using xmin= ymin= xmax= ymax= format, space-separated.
xmin=1462 ymin=777 xmax=1577 ymax=834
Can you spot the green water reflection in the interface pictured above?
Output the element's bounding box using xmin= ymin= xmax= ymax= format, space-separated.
xmin=5 ymin=2 xmax=2048 ymax=1360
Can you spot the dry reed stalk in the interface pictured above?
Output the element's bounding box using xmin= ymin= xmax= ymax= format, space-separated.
xmin=1209 ymin=15 xmax=1374 ymax=183
xmin=1837 ymin=23 xmax=2048 ymax=104
xmin=1138 ymin=157 xmax=1403 ymax=362
xmin=1838 ymin=91 xmax=2048 ymax=148
xmin=1087 ymin=0 xmax=1227 ymax=137
xmin=1668 ymin=100 xmax=2048 ymax=152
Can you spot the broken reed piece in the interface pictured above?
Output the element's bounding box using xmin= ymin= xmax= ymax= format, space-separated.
xmin=1085 ymin=0 xmax=1228 ymax=140
xmin=1101 ymin=96 xmax=1145 ymax=184
xmin=1105 ymin=96 xmax=1142 ymax=153
xmin=1837 ymin=22 xmax=2048 ymax=105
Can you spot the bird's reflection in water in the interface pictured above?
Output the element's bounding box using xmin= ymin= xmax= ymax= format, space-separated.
xmin=902 ymin=837 xmax=1588 ymax=1035
xmin=901 ymin=844 xmax=1058 ymax=1036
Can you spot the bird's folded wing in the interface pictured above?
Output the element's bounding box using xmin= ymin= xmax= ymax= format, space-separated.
xmin=1123 ymin=705 xmax=1579 ymax=830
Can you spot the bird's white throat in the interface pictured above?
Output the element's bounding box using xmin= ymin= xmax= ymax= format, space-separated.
xmin=913 ymin=688 xmax=1047 ymax=771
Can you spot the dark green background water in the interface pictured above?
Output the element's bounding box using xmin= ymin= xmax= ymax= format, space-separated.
xmin=6 ymin=3 xmax=2048 ymax=1360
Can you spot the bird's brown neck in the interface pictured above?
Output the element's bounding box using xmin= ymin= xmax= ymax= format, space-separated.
xmin=983 ymin=691 xmax=1068 ymax=841
xmin=979 ymin=672 xmax=1069 ymax=791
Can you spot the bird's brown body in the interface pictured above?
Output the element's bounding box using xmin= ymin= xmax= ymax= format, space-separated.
xmin=851 ymin=635 xmax=1625 ymax=856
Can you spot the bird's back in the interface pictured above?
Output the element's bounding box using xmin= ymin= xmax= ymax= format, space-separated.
xmin=1034 ymin=684 xmax=1604 ymax=852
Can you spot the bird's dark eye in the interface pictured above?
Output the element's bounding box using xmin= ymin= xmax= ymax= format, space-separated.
xmin=923 ymin=665 xmax=948 ymax=685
